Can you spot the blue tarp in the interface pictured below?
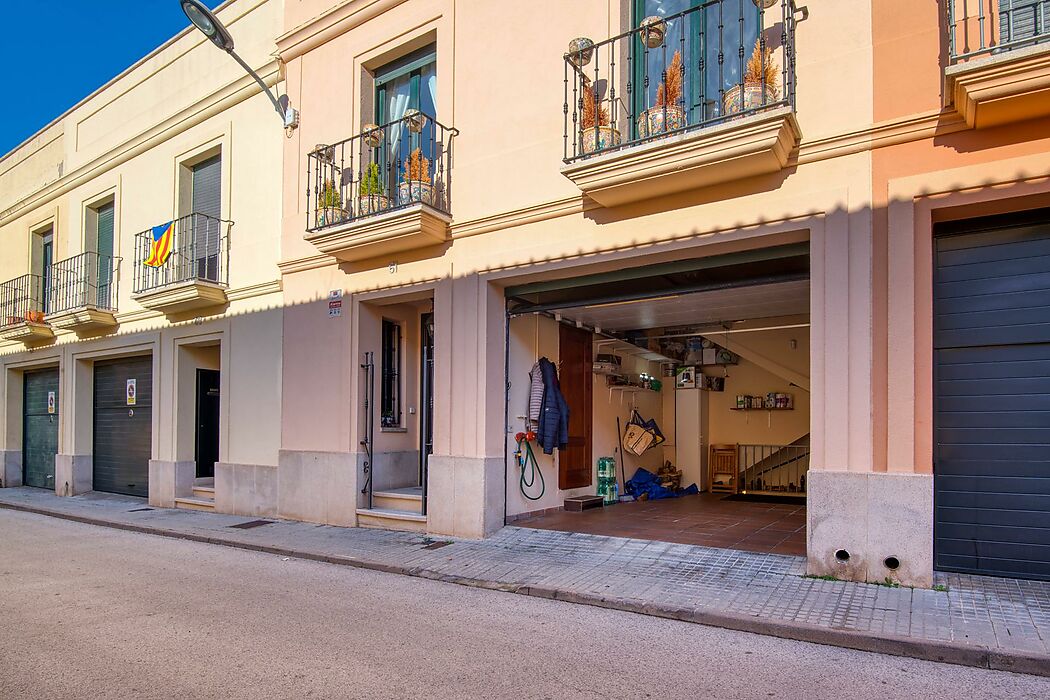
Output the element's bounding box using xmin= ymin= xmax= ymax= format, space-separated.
xmin=624 ymin=468 xmax=699 ymax=500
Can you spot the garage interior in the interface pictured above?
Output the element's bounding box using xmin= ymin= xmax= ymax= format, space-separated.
xmin=505 ymin=244 xmax=811 ymax=556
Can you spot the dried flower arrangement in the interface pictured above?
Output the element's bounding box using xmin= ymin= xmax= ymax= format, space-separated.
xmin=403 ymin=148 xmax=431 ymax=184
xmin=654 ymin=50 xmax=683 ymax=108
xmin=580 ymin=82 xmax=610 ymax=130
xmin=744 ymin=39 xmax=779 ymax=92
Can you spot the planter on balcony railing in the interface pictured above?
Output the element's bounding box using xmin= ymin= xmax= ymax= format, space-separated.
xmin=132 ymin=213 xmax=230 ymax=314
xmin=0 ymin=273 xmax=53 ymax=343
xmin=945 ymin=1 xmax=1050 ymax=127
xmin=46 ymin=252 xmax=120 ymax=332
xmin=305 ymin=113 xmax=457 ymax=262
xmin=560 ymin=0 xmax=800 ymax=206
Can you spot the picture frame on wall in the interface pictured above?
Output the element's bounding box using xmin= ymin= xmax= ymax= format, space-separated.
xmin=675 ymin=366 xmax=696 ymax=389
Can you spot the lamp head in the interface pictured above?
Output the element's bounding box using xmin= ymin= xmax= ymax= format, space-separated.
xmin=181 ymin=0 xmax=235 ymax=52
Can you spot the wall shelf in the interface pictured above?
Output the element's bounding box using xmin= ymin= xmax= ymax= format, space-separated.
xmin=593 ymin=337 xmax=676 ymax=365
xmin=730 ymin=407 xmax=794 ymax=412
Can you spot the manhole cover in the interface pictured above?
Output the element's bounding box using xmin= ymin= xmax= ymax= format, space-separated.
xmin=128 ymin=508 xmax=154 ymax=512
xmin=228 ymin=519 xmax=274 ymax=530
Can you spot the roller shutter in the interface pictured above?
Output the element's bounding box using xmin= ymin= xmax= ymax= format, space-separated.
xmin=93 ymin=356 xmax=152 ymax=497
xmin=23 ymin=369 xmax=58 ymax=490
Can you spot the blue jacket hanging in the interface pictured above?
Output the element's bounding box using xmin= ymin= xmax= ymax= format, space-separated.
xmin=535 ymin=357 xmax=569 ymax=455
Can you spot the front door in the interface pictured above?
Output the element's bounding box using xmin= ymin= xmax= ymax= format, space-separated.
xmin=558 ymin=324 xmax=593 ymax=490
xmin=420 ymin=313 xmax=435 ymax=486
xmin=195 ymin=369 xmax=221 ymax=479
xmin=23 ymin=369 xmax=59 ymax=490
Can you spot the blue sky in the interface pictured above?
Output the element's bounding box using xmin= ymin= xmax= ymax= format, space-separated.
xmin=4 ymin=1 xmax=222 ymax=155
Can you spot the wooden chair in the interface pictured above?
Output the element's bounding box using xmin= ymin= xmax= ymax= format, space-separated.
xmin=709 ymin=444 xmax=738 ymax=494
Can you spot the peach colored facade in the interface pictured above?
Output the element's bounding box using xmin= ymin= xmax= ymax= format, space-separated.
xmin=4 ymin=0 xmax=1050 ymax=587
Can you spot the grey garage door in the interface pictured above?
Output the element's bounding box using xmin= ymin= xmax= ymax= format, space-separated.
xmin=934 ymin=212 xmax=1050 ymax=581
xmin=23 ymin=368 xmax=58 ymax=490
xmin=93 ymin=356 xmax=153 ymax=497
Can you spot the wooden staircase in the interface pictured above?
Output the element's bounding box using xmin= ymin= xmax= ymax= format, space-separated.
xmin=175 ymin=478 xmax=216 ymax=512
xmin=357 ymin=486 xmax=426 ymax=532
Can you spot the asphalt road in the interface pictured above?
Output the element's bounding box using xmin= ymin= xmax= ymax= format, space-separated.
xmin=0 ymin=509 xmax=1047 ymax=700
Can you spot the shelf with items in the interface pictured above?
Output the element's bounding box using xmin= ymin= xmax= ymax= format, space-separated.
xmin=730 ymin=407 xmax=794 ymax=412
xmin=593 ymin=337 xmax=676 ymax=365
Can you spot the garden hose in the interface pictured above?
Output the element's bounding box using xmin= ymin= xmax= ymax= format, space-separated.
xmin=515 ymin=432 xmax=545 ymax=501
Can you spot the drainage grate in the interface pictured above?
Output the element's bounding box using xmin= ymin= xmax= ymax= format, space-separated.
xmin=422 ymin=540 xmax=452 ymax=550
xmin=128 ymin=507 xmax=154 ymax=512
xmin=228 ymin=519 xmax=274 ymax=530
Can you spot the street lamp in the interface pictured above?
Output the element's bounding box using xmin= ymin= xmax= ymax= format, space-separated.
xmin=180 ymin=0 xmax=298 ymax=129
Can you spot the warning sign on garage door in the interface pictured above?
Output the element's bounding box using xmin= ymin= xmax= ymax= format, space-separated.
xmin=126 ymin=379 xmax=137 ymax=406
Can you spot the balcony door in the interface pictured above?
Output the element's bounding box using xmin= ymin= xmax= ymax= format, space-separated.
xmin=375 ymin=46 xmax=437 ymax=201
xmin=39 ymin=231 xmax=53 ymax=315
xmin=191 ymin=155 xmax=221 ymax=283
xmin=95 ymin=202 xmax=114 ymax=308
xmin=633 ymin=0 xmax=762 ymax=127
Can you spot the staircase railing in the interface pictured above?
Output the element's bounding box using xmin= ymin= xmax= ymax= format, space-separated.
xmin=738 ymin=443 xmax=809 ymax=495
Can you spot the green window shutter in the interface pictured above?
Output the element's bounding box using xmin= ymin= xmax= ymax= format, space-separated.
xmin=96 ymin=202 xmax=114 ymax=259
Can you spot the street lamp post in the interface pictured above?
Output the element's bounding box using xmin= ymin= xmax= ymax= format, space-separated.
xmin=180 ymin=0 xmax=298 ymax=129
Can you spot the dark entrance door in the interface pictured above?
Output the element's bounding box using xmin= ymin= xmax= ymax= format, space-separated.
xmin=419 ymin=313 xmax=434 ymax=486
xmin=195 ymin=369 xmax=220 ymax=479
xmin=93 ymin=356 xmax=152 ymax=497
xmin=23 ymin=368 xmax=59 ymax=490
xmin=934 ymin=211 xmax=1050 ymax=581
xmin=558 ymin=324 xmax=593 ymax=490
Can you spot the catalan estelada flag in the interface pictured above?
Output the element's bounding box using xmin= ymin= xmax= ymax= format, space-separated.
xmin=143 ymin=221 xmax=174 ymax=267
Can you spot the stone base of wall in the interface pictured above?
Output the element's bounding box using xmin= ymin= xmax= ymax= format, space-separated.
xmin=55 ymin=454 xmax=92 ymax=496
xmin=215 ymin=462 xmax=277 ymax=518
xmin=807 ymin=470 xmax=934 ymax=588
xmin=426 ymin=455 xmax=504 ymax=539
xmin=148 ymin=460 xmax=196 ymax=508
xmin=372 ymin=450 xmax=420 ymax=491
xmin=1 ymin=450 xmax=22 ymax=488
xmin=277 ymin=450 xmax=359 ymax=526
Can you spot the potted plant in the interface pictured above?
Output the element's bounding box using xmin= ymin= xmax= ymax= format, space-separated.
xmin=580 ymin=83 xmax=621 ymax=154
xmin=358 ymin=162 xmax=388 ymax=216
xmin=723 ymin=40 xmax=779 ymax=116
xmin=398 ymin=148 xmax=434 ymax=205
xmin=316 ymin=179 xmax=348 ymax=227
xmin=26 ymin=310 xmax=46 ymax=324
xmin=637 ymin=50 xmax=685 ymax=138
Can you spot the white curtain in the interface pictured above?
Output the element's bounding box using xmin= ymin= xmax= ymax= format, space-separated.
xmin=427 ymin=73 xmax=438 ymax=118
xmin=387 ymin=91 xmax=410 ymax=157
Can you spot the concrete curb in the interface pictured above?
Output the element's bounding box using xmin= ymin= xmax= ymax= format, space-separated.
xmin=3 ymin=499 xmax=1048 ymax=678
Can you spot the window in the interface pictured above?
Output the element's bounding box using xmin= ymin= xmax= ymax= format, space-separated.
xmin=375 ymin=45 xmax=437 ymax=193
xmin=94 ymin=201 xmax=115 ymax=308
xmin=190 ymin=154 xmax=222 ymax=282
xmin=38 ymin=228 xmax=54 ymax=314
xmin=634 ymin=0 xmax=762 ymax=125
xmin=1000 ymin=1 xmax=1046 ymax=46
xmin=381 ymin=319 xmax=402 ymax=428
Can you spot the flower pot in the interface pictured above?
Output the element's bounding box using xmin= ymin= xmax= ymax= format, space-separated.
xmin=357 ymin=194 xmax=390 ymax=216
xmin=316 ymin=206 xmax=348 ymax=228
xmin=636 ymin=105 xmax=686 ymax=138
xmin=722 ymin=82 xmax=779 ymax=116
xmin=398 ymin=181 xmax=435 ymax=205
xmin=26 ymin=310 xmax=45 ymax=324
xmin=580 ymin=125 xmax=622 ymax=154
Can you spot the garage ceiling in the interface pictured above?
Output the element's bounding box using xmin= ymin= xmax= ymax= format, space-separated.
xmin=552 ymin=279 xmax=809 ymax=333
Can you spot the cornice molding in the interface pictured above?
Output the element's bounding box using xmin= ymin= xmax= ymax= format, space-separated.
xmin=276 ymin=0 xmax=409 ymax=62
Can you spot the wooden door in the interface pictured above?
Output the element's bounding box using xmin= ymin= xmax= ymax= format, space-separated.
xmin=558 ymin=324 xmax=592 ymax=489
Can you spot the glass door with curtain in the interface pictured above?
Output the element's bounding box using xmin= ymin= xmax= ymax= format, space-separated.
xmin=375 ymin=46 xmax=437 ymax=205
xmin=633 ymin=0 xmax=761 ymax=132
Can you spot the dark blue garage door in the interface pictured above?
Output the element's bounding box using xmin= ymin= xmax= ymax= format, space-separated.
xmin=934 ymin=210 xmax=1050 ymax=581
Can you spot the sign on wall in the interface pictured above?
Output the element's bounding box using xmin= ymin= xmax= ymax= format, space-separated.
xmin=47 ymin=391 xmax=56 ymax=415
xmin=126 ymin=379 xmax=137 ymax=406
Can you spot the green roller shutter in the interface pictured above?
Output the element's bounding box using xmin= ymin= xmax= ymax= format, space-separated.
xmin=23 ymin=369 xmax=59 ymax=490
xmin=96 ymin=202 xmax=115 ymax=308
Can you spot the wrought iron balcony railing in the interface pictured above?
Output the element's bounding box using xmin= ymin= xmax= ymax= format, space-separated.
xmin=0 ymin=273 xmax=47 ymax=330
xmin=47 ymin=252 xmax=119 ymax=316
xmin=306 ymin=113 xmax=457 ymax=233
xmin=563 ymin=0 xmax=797 ymax=162
xmin=133 ymin=213 xmax=230 ymax=294
xmin=948 ymin=0 xmax=1050 ymax=61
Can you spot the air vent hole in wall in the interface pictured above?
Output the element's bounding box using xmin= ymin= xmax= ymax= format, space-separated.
xmin=884 ymin=556 xmax=900 ymax=571
xmin=834 ymin=549 xmax=850 ymax=563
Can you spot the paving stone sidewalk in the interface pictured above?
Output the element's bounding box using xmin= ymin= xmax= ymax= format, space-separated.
xmin=1 ymin=487 xmax=1048 ymax=676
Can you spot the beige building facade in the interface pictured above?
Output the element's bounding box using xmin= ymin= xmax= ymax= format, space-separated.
xmin=4 ymin=0 xmax=1050 ymax=588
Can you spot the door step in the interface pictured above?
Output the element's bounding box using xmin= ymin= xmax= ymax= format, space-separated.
xmin=372 ymin=486 xmax=423 ymax=513
xmin=192 ymin=485 xmax=215 ymax=499
xmin=175 ymin=495 xmax=215 ymax=512
xmin=356 ymin=507 xmax=427 ymax=532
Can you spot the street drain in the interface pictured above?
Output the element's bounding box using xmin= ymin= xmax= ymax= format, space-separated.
xmin=128 ymin=508 xmax=154 ymax=512
xmin=422 ymin=540 xmax=452 ymax=550
xmin=229 ymin=519 xmax=274 ymax=529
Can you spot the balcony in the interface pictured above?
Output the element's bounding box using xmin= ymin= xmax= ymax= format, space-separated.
xmin=0 ymin=274 xmax=53 ymax=344
xmin=45 ymin=252 xmax=120 ymax=332
xmin=560 ymin=0 xmax=800 ymax=207
xmin=305 ymin=114 xmax=457 ymax=262
xmin=132 ymin=213 xmax=230 ymax=315
xmin=945 ymin=0 xmax=1050 ymax=128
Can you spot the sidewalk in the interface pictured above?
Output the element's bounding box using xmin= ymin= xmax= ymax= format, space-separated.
xmin=1 ymin=487 xmax=1047 ymax=677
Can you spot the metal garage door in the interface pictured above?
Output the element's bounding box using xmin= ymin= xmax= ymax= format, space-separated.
xmin=93 ymin=356 xmax=153 ymax=497
xmin=23 ymin=369 xmax=58 ymax=489
xmin=934 ymin=212 xmax=1050 ymax=581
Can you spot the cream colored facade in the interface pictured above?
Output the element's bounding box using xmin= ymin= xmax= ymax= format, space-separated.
xmin=4 ymin=0 xmax=1050 ymax=587
xmin=0 ymin=0 xmax=284 ymax=512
